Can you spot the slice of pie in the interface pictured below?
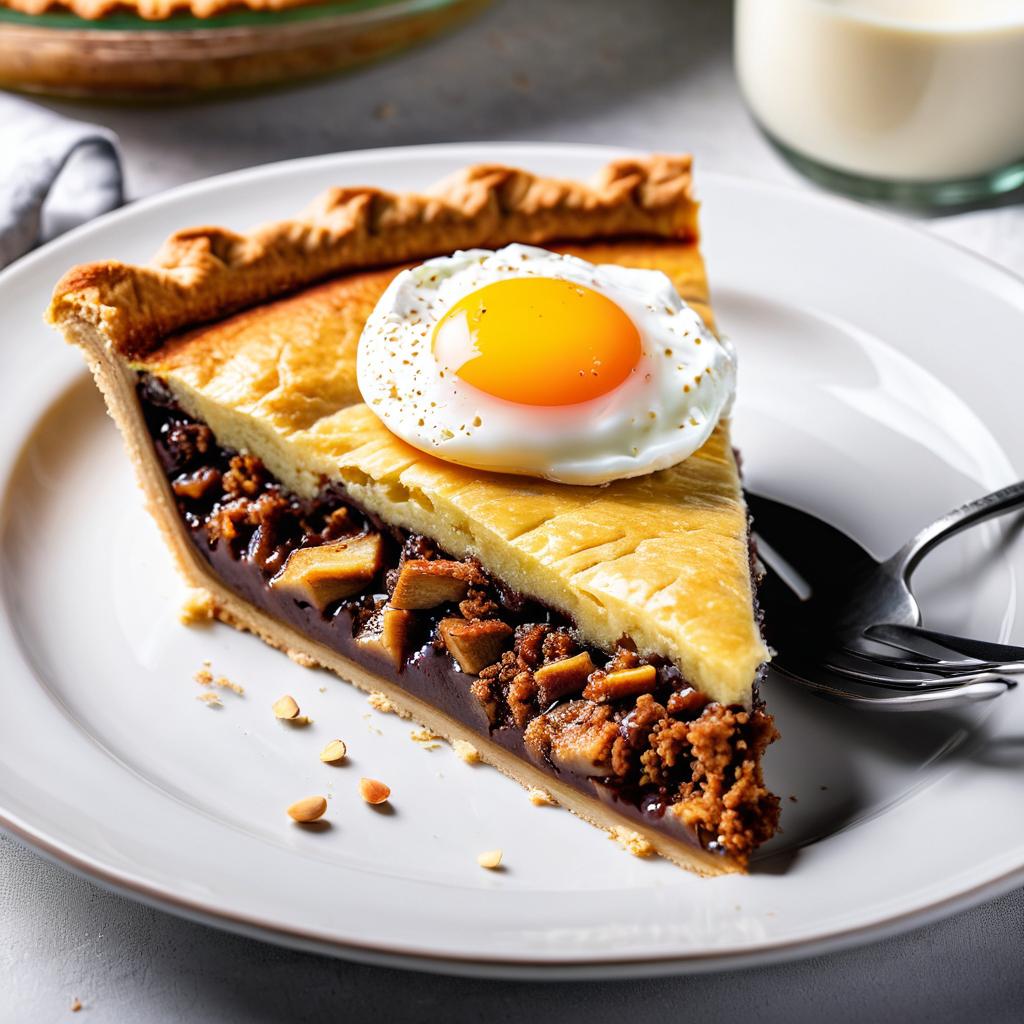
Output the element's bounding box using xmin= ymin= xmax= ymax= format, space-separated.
xmin=48 ymin=155 xmax=779 ymax=875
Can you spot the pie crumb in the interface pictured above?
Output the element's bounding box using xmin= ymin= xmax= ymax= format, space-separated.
xmin=179 ymin=588 xmax=215 ymax=625
xmin=367 ymin=691 xmax=407 ymax=717
xmin=410 ymin=728 xmax=441 ymax=750
xmin=610 ymin=826 xmax=654 ymax=858
xmin=196 ymin=691 xmax=222 ymax=708
xmin=477 ymin=849 xmax=503 ymax=870
xmin=70 ymin=998 xmax=82 ymax=1012
xmin=214 ymin=676 xmax=244 ymax=696
xmin=528 ymin=788 xmax=555 ymax=807
xmin=193 ymin=664 xmax=214 ymax=686
xmin=452 ymin=739 xmax=480 ymax=764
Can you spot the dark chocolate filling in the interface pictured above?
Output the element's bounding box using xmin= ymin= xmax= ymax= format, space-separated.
xmin=138 ymin=373 xmax=780 ymax=863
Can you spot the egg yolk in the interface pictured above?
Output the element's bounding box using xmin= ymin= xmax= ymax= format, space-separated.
xmin=432 ymin=277 xmax=642 ymax=406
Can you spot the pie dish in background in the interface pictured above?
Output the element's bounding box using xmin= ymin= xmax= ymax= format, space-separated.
xmin=48 ymin=155 xmax=780 ymax=875
xmin=0 ymin=0 xmax=487 ymax=100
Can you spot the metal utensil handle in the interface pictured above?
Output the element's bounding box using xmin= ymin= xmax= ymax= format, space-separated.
xmin=888 ymin=480 xmax=1024 ymax=579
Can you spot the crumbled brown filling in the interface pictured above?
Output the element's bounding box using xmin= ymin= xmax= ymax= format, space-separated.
xmin=675 ymin=704 xmax=780 ymax=860
xmin=142 ymin=375 xmax=779 ymax=862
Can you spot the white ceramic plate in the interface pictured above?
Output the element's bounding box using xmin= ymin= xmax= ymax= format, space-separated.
xmin=1 ymin=143 xmax=1022 ymax=978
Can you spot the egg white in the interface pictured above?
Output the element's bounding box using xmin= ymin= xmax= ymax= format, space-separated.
xmin=356 ymin=244 xmax=736 ymax=486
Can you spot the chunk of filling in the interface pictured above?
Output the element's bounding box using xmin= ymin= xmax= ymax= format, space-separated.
xmin=139 ymin=375 xmax=780 ymax=863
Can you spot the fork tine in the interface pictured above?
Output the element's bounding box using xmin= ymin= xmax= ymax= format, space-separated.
xmin=865 ymin=623 xmax=1024 ymax=662
xmin=810 ymin=679 xmax=1014 ymax=711
xmin=820 ymin=655 xmax=1017 ymax=689
xmin=772 ymin=663 xmax=1014 ymax=711
xmin=837 ymin=643 xmax=1024 ymax=676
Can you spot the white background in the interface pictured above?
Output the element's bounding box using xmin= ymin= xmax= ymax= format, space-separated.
xmin=2 ymin=1 xmax=1023 ymax=1020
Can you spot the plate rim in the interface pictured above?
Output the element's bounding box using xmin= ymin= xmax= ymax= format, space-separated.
xmin=2 ymin=140 xmax=1023 ymax=978
xmin=4 ymin=800 xmax=1024 ymax=978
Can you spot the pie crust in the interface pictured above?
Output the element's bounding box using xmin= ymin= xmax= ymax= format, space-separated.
xmin=5 ymin=0 xmax=340 ymax=19
xmin=49 ymin=156 xmax=777 ymax=874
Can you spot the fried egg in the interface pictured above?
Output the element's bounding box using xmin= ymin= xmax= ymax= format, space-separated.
xmin=356 ymin=244 xmax=736 ymax=485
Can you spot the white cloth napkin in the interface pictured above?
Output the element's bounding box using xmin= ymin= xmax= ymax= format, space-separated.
xmin=0 ymin=94 xmax=123 ymax=268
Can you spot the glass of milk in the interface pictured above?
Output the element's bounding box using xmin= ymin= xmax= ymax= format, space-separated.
xmin=734 ymin=0 xmax=1024 ymax=206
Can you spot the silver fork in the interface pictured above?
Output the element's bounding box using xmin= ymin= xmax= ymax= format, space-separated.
xmin=747 ymin=483 xmax=1024 ymax=712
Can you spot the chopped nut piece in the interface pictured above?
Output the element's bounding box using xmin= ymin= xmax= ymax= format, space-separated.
xmin=528 ymin=788 xmax=555 ymax=806
xmin=272 ymin=694 xmax=300 ymax=720
xmin=459 ymin=587 xmax=500 ymax=620
xmin=320 ymin=739 xmax=348 ymax=763
xmin=452 ymin=739 xmax=480 ymax=764
xmin=390 ymin=559 xmax=479 ymax=609
xmin=477 ymin=849 xmax=503 ymax=870
xmin=172 ymin=467 xmax=221 ymax=501
xmin=179 ymin=587 xmax=215 ymax=625
xmin=287 ymin=796 xmax=327 ymax=822
xmin=194 ymin=663 xmax=214 ymax=686
xmin=439 ymin=617 xmax=513 ymax=675
xmin=515 ymin=623 xmax=549 ymax=668
xmin=196 ymin=691 xmax=222 ymax=708
xmin=222 ymin=453 xmax=266 ymax=497
xmin=610 ymin=825 xmax=654 ymax=858
xmin=583 ymin=664 xmax=658 ymax=703
xmin=541 ymin=629 xmax=576 ymax=663
xmin=666 ymin=686 xmax=709 ymax=718
xmin=269 ymin=533 xmax=382 ymax=611
xmin=534 ymin=651 xmax=595 ymax=705
xmin=355 ymin=605 xmax=415 ymax=670
xmin=525 ymin=701 xmax=619 ymax=776
xmin=359 ymin=777 xmax=391 ymax=805
xmin=70 ymin=998 xmax=82 ymax=1013
xmin=317 ymin=505 xmax=353 ymax=540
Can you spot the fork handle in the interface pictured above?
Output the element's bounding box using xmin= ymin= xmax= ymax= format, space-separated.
xmin=887 ymin=480 xmax=1024 ymax=579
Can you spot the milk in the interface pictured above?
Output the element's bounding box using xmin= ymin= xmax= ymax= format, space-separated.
xmin=735 ymin=0 xmax=1024 ymax=182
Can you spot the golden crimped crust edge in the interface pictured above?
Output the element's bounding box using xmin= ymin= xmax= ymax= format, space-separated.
xmin=63 ymin=313 xmax=740 ymax=877
xmin=47 ymin=156 xmax=698 ymax=358
xmin=5 ymin=0 xmax=328 ymax=21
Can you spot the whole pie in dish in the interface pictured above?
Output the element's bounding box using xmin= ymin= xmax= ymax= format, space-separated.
xmin=2 ymin=0 xmax=469 ymax=20
xmin=0 ymin=0 xmax=487 ymax=101
xmin=48 ymin=155 xmax=780 ymax=875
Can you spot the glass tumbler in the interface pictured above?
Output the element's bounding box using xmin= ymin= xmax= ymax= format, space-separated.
xmin=734 ymin=0 xmax=1024 ymax=207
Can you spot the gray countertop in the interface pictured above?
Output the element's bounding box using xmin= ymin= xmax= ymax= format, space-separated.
xmin=3 ymin=1 xmax=1023 ymax=1020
